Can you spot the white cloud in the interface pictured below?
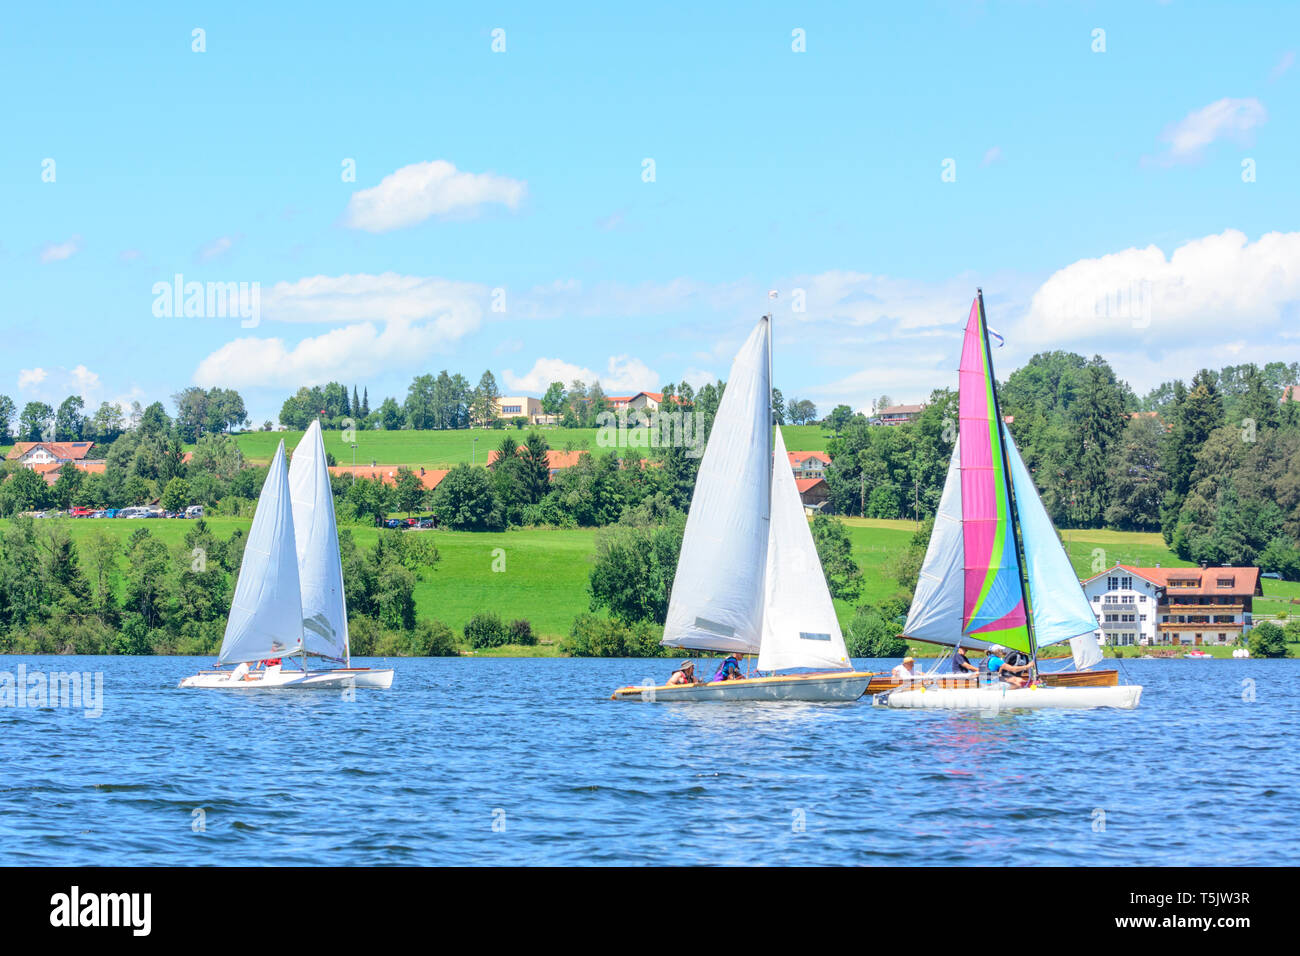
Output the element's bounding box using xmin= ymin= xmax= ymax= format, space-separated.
xmin=1269 ymin=51 xmax=1294 ymax=82
xmin=680 ymin=367 xmax=719 ymax=390
xmin=344 ymin=160 xmax=526 ymax=232
xmin=981 ymin=146 xmax=1003 ymax=167
xmin=1149 ymin=97 xmax=1267 ymax=165
xmin=70 ymin=365 xmax=101 ymax=395
xmin=15 ymin=365 xmax=105 ymax=403
xmin=18 ymin=368 xmax=47 ymax=389
xmin=260 ymin=273 xmax=486 ymax=326
xmin=197 ymin=235 xmax=237 ymax=262
xmin=502 ymin=355 xmax=661 ymax=395
xmin=509 ymin=276 xmax=753 ymax=320
xmin=40 ymin=235 xmax=81 ymax=263
xmin=193 ymin=273 xmax=487 ymax=387
xmin=1024 ymin=229 xmax=1300 ymax=343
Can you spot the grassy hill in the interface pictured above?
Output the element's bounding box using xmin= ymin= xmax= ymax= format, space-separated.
xmin=228 ymin=423 xmax=840 ymax=467
xmin=12 ymin=516 xmax=1299 ymax=647
xmin=230 ymin=427 xmax=608 ymax=467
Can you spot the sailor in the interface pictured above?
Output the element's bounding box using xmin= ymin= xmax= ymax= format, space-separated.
xmin=667 ymin=660 xmax=697 ymax=685
xmin=986 ymin=646 xmax=1030 ymax=687
xmin=712 ymin=654 xmax=745 ymax=682
xmin=890 ymin=656 xmax=918 ymax=681
xmin=951 ymin=645 xmax=978 ymax=675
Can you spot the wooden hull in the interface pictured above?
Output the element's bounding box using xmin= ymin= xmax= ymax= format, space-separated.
xmin=866 ymin=668 xmax=1118 ymax=694
xmin=611 ymin=671 xmax=874 ymax=703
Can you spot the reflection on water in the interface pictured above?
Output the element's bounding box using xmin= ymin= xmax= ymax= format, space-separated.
xmin=0 ymin=656 xmax=1295 ymax=865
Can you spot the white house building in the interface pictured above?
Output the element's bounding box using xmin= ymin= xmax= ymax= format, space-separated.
xmin=1080 ymin=563 xmax=1262 ymax=647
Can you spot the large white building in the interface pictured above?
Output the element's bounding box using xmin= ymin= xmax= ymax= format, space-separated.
xmin=1080 ymin=564 xmax=1262 ymax=647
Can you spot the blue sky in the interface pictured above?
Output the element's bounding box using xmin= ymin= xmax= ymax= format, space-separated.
xmin=3 ymin=1 xmax=1298 ymax=425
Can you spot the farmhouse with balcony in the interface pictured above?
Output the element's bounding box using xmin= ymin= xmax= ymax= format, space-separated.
xmin=1081 ymin=563 xmax=1261 ymax=647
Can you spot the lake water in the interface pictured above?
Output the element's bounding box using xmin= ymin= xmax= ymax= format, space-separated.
xmin=0 ymin=656 xmax=1294 ymax=866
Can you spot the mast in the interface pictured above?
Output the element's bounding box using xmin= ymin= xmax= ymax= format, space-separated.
xmin=977 ymin=289 xmax=1038 ymax=671
xmin=760 ymin=299 xmax=774 ymax=679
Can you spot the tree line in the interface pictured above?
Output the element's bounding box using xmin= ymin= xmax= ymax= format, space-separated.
xmin=0 ymin=387 xmax=248 ymax=446
xmin=819 ymin=353 xmax=1300 ymax=579
xmin=278 ymin=371 xmax=820 ymax=432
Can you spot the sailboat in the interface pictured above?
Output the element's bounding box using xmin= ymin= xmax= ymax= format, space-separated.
xmin=179 ymin=423 xmax=393 ymax=690
xmin=611 ymin=314 xmax=875 ymax=702
xmin=878 ymin=291 xmax=1141 ymax=710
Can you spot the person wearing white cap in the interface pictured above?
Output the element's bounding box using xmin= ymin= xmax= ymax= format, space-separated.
xmin=986 ymin=645 xmax=1030 ymax=687
xmin=890 ymin=656 xmax=919 ymax=681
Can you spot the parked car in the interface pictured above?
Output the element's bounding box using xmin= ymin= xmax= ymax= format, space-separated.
xmin=70 ymin=506 xmax=95 ymax=518
xmin=1262 ymin=571 xmax=1282 ymax=580
xmin=185 ymin=505 xmax=204 ymax=518
xmin=417 ymin=519 xmax=435 ymax=529
xmin=383 ymin=518 xmax=403 ymax=529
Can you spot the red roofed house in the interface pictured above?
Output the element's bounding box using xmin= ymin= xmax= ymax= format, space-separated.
xmin=328 ymin=465 xmax=449 ymax=491
xmin=787 ymin=450 xmax=830 ymax=480
xmin=7 ymin=441 xmax=109 ymax=486
xmin=8 ymin=441 xmax=97 ymax=467
xmin=1080 ymin=563 xmax=1262 ymax=648
xmin=1282 ymin=385 xmax=1300 ymax=404
xmin=606 ymin=392 xmax=680 ymax=412
xmin=873 ymin=403 xmax=926 ymax=426
xmin=796 ymin=477 xmax=830 ymax=512
xmin=486 ymin=448 xmax=587 ymax=477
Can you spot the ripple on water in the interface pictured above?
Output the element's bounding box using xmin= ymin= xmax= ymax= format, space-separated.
xmin=0 ymin=656 xmax=1297 ymax=864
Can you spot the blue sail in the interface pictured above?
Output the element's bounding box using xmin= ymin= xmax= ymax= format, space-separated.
xmin=1004 ymin=427 xmax=1101 ymax=646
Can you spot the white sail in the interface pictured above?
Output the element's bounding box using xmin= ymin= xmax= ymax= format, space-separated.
xmin=902 ymin=444 xmax=974 ymax=647
xmin=662 ymin=317 xmax=772 ymax=654
xmin=1070 ymin=633 xmax=1104 ymax=670
xmin=1004 ymin=429 xmax=1100 ymax=647
xmin=218 ymin=442 xmax=305 ymax=665
xmin=759 ymin=427 xmax=851 ymax=671
xmin=289 ymin=420 xmax=350 ymax=662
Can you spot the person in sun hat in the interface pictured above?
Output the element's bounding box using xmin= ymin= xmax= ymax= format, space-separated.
xmin=667 ymin=660 xmax=697 ymax=685
xmin=890 ymin=655 xmax=919 ymax=681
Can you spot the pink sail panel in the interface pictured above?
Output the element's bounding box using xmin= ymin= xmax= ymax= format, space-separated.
xmin=957 ymin=294 xmax=1031 ymax=652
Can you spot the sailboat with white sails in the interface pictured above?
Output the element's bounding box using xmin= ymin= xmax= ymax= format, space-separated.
xmin=611 ymin=314 xmax=875 ymax=702
xmin=179 ymin=421 xmax=394 ymax=690
xmin=879 ymin=291 xmax=1140 ymax=710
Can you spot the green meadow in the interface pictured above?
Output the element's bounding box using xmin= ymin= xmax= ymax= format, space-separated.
xmin=227 ymin=424 xmax=838 ymax=467
xmin=229 ymin=427 xmax=607 ymax=468
xmin=12 ymin=515 xmax=1296 ymax=650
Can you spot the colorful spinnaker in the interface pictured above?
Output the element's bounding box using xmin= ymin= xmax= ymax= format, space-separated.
xmin=903 ymin=291 xmax=1102 ymax=660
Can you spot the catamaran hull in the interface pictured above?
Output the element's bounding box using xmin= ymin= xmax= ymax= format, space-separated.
xmin=878 ymin=683 xmax=1141 ymax=710
xmin=178 ymin=668 xmax=394 ymax=690
xmin=611 ymin=671 xmax=873 ymax=702
xmin=865 ymin=668 xmax=1119 ymax=694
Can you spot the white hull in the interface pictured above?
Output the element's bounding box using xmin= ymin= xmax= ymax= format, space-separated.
xmin=179 ymin=666 xmax=394 ymax=690
xmin=878 ymin=682 xmax=1141 ymax=711
xmin=612 ymin=671 xmax=872 ymax=702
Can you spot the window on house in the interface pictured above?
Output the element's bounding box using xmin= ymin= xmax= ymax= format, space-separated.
xmin=1217 ymin=577 xmax=1234 ymax=588
xmin=1121 ymin=576 xmax=1133 ymax=589
xmin=1107 ymin=576 xmax=1118 ymax=590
